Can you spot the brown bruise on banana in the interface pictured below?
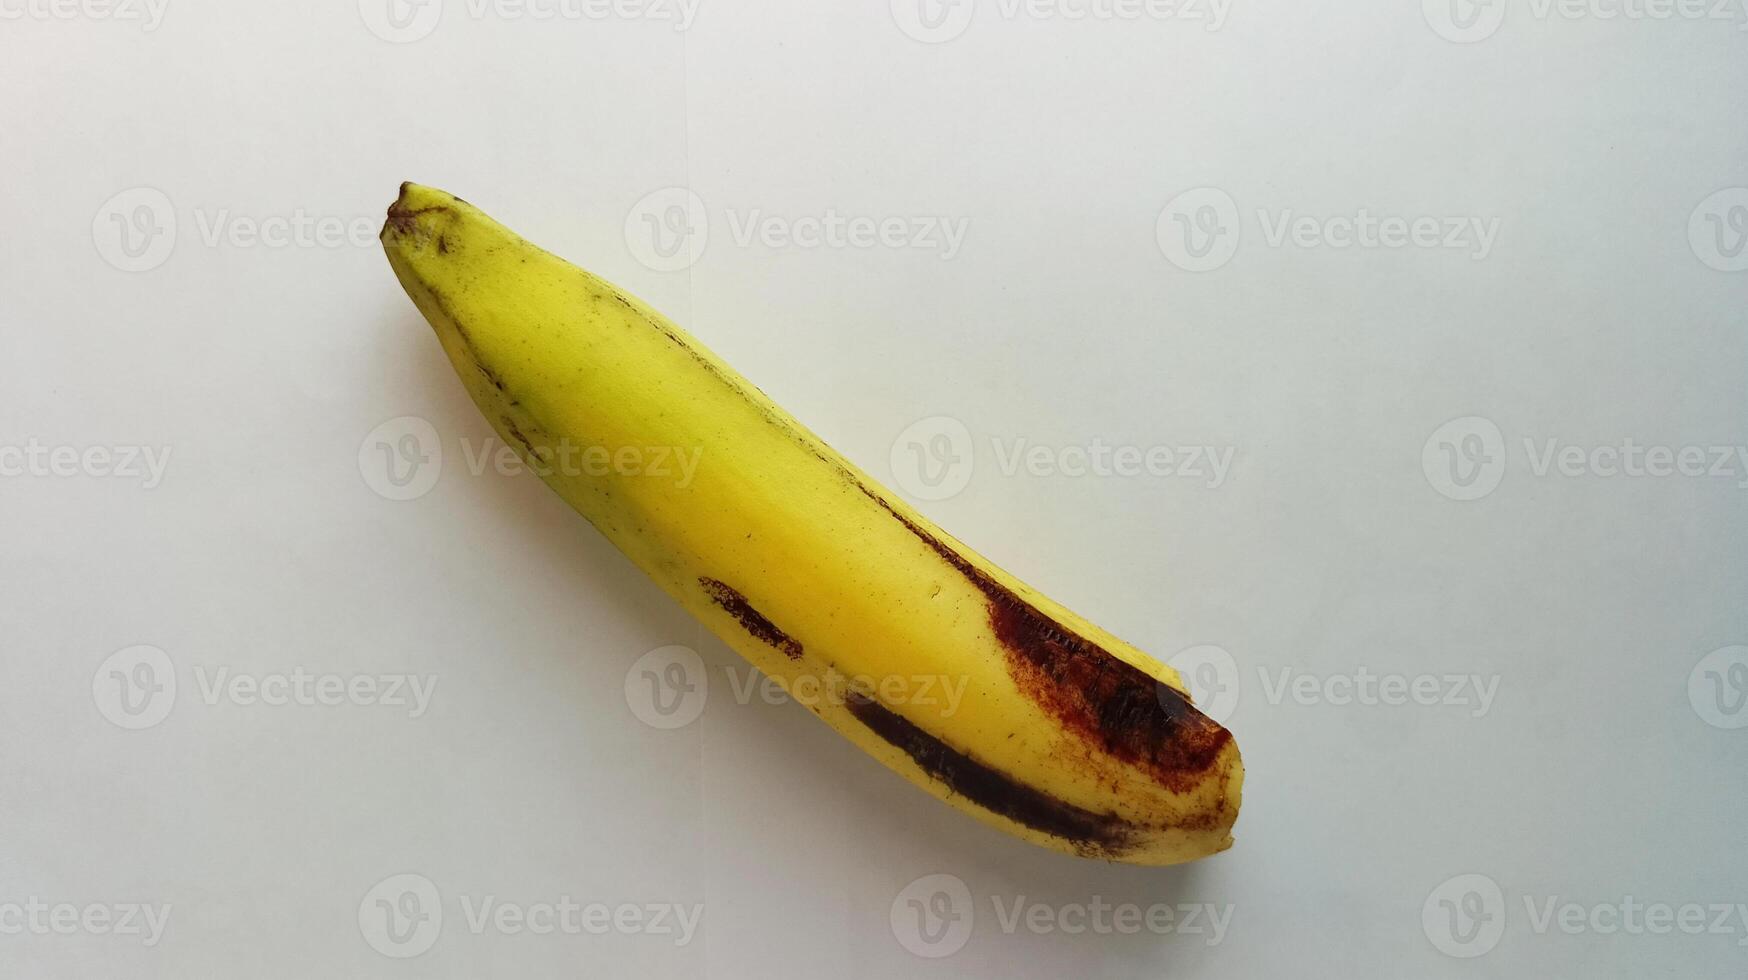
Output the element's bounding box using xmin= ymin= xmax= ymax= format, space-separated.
xmin=842 ymin=692 xmax=1139 ymax=858
xmin=856 ymin=489 xmax=1233 ymax=801
xmin=698 ymin=578 xmax=804 ymax=660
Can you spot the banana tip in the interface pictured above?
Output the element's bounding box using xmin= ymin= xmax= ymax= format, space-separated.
xmin=382 ymin=182 xmax=466 ymax=251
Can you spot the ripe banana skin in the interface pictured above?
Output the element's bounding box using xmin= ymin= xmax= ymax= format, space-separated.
xmin=381 ymin=183 xmax=1242 ymax=865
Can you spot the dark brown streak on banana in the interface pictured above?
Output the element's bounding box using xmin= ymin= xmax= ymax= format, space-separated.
xmin=843 ymin=693 xmax=1137 ymax=857
xmin=394 ymin=267 xmax=507 ymax=397
xmin=699 ymin=577 xmax=804 ymax=660
xmin=855 ymin=488 xmax=1231 ymax=796
xmin=501 ymin=416 xmax=537 ymax=458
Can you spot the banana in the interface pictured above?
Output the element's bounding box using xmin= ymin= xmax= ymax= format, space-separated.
xmin=380 ymin=183 xmax=1242 ymax=865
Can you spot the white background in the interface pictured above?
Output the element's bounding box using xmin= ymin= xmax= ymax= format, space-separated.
xmin=3 ymin=0 xmax=1747 ymax=976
